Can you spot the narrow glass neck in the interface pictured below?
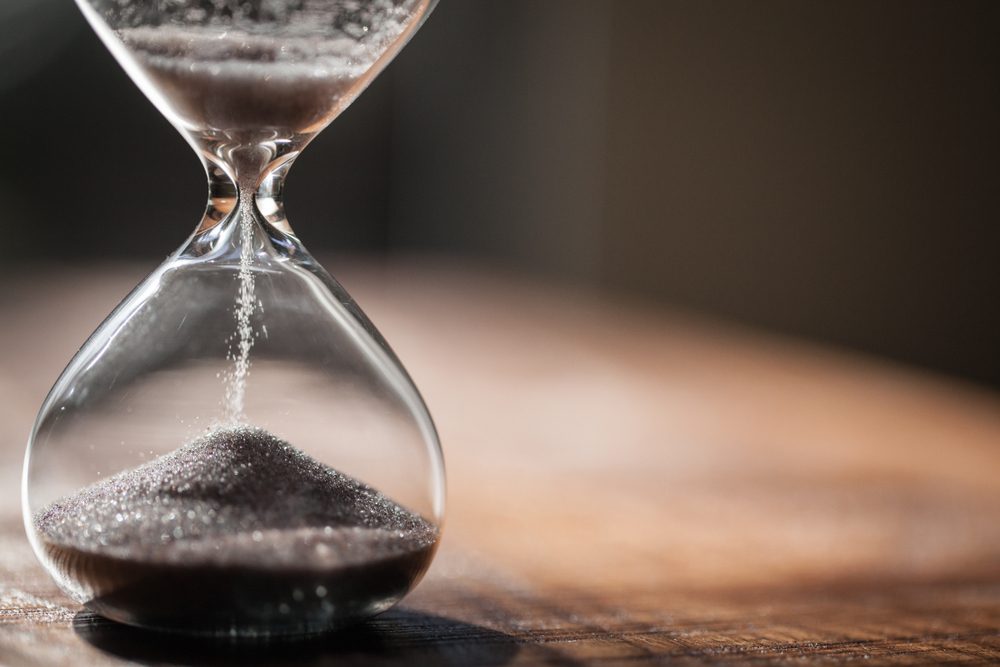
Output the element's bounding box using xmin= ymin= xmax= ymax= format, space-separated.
xmin=197 ymin=136 xmax=305 ymax=238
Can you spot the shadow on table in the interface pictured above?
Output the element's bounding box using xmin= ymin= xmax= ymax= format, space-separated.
xmin=73 ymin=608 xmax=520 ymax=666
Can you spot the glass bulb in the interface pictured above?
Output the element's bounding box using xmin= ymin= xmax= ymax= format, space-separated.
xmin=23 ymin=0 xmax=444 ymax=636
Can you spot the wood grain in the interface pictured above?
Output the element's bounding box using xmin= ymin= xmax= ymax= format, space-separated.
xmin=0 ymin=259 xmax=998 ymax=665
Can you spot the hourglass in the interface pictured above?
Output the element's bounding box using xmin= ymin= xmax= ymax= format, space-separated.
xmin=22 ymin=0 xmax=444 ymax=636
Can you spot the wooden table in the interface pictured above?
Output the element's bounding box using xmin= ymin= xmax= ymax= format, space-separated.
xmin=1 ymin=259 xmax=998 ymax=665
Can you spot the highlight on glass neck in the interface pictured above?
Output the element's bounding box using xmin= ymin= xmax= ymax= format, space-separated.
xmin=195 ymin=133 xmax=308 ymax=242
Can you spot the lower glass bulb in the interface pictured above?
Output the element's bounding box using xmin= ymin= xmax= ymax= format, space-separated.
xmin=22 ymin=195 xmax=446 ymax=635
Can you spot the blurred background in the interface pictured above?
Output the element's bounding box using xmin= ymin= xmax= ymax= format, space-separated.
xmin=0 ymin=0 xmax=997 ymax=387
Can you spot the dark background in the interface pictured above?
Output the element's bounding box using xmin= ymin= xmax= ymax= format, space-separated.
xmin=1 ymin=0 xmax=997 ymax=387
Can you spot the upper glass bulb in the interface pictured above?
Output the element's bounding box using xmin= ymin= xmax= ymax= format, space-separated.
xmin=23 ymin=0 xmax=444 ymax=636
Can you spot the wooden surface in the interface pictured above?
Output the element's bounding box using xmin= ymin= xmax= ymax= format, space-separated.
xmin=1 ymin=259 xmax=998 ymax=665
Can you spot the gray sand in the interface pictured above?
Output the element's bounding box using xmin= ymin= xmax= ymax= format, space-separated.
xmin=35 ymin=427 xmax=438 ymax=568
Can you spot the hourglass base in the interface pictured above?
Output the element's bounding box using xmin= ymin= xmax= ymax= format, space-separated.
xmin=42 ymin=540 xmax=437 ymax=636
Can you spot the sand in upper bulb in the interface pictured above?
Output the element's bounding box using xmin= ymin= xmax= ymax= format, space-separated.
xmin=117 ymin=0 xmax=432 ymax=137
